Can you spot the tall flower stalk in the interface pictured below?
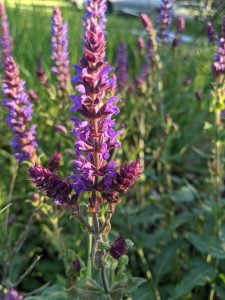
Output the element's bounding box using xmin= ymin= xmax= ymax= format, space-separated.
xmin=51 ymin=7 xmax=70 ymax=99
xmin=2 ymin=57 xmax=37 ymax=163
xmin=157 ymin=0 xmax=173 ymax=43
xmin=0 ymin=2 xmax=12 ymax=65
xmin=115 ymin=42 xmax=128 ymax=93
xmin=29 ymin=0 xmax=141 ymax=296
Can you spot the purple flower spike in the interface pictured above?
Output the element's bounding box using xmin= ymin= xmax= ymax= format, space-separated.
xmin=206 ymin=21 xmax=218 ymax=44
xmin=177 ymin=17 xmax=185 ymax=33
xmin=70 ymin=0 xmax=141 ymax=210
xmin=2 ymin=57 xmax=37 ymax=162
xmin=115 ymin=42 xmax=128 ymax=93
xmin=0 ymin=2 xmax=12 ymax=66
xmin=212 ymin=37 xmax=225 ymax=76
xmin=71 ymin=0 xmax=122 ymax=198
xmin=51 ymin=7 xmax=70 ymax=95
xmin=83 ymin=0 xmax=107 ymax=33
xmin=158 ymin=0 xmax=173 ymax=43
xmin=221 ymin=16 xmax=225 ymax=39
xmin=109 ymin=236 xmax=128 ymax=260
xmin=103 ymin=161 xmax=142 ymax=203
xmin=28 ymin=165 xmax=72 ymax=206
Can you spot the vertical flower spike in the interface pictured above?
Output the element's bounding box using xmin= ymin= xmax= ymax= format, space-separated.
xmin=28 ymin=165 xmax=72 ymax=206
xmin=206 ymin=21 xmax=218 ymax=44
xmin=71 ymin=0 xmax=141 ymax=210
xmin=0 ymin=2 xmax=12 ymax=66
xmin=2 ymin=57 xmax=37 ymax=162
xmin=115 ymin=42 xmax=128 ymax=93
xmin=51 ymin=7 xmax=70 ymax=96
xmin=71 ymin=0 xmax=121 ymax=201
xmin=157 ymin=0 xmax=173 ymax=43
xmin=3 ymin=288 xmax=23 ymax=300
xmin=212 ymin=16 xmax=225 ymax=77
xmin=172 ymin=16 xmax=185 ymax=48
xmin=140 ymin=14 xmax=159 ymax=69
xmin=83 ymin=0 xmax=107 ymax=32
xmin=221 ymin=16 xmax=225 ymax=39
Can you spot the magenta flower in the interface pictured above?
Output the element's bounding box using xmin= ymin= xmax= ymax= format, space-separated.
xmin=2 ymin=57 xmax=37 ymax=162
xmin=115 ymin=42 xmax=128 ymax=92
xmin=51 ymin=7 xmax=70 ymax=95
xmin=0 ymin=2 xmax=12 ymax=66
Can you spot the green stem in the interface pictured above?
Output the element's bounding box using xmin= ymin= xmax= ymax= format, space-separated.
xmin=101 ymin=268 xmax=111 ymax=299
xmin=87 ymin=215 xmax=93 ymax=278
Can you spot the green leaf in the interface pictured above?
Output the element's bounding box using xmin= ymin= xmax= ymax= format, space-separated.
xmin=171 ymin=185 xmax=196 ymax=203
xmin=187 ymin=233 xmax=225 ymax=259
xmin=169 ymin=261 xmax=216 ymax=300
xmin=154 ymin=240 xmax=181 ymax=284
xmin=24 ymin=284 xmax=68 ymax=300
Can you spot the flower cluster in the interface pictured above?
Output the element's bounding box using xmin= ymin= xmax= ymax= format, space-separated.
xmin=115 ymin=42 xmax=128 ymax=92
xmin=51 ymin=7 xmax=70 ymax=95
xmin=28 ymin=165 xmax=72 ymax=206
xmin=29 ymin=0 xmax=141 ymax=213
xmin=157 ymin=0 xmax=173 ymax=43
xmin=206 ymin=21 xmax=218 ymax=44
xmin=1 ymin=288 xmax=23 ymax=300
xmin=0 ymin=2 xmax=12 ymax=66
xmin=83 ymin=0 xmax=107 ymax=32
xmin=212 ymin=17 xmax=225 ymax=77
xmin=109 ymin=236 xmax=128 ymax=260
xmin=2 ymin=57 xmax=37 ymax=162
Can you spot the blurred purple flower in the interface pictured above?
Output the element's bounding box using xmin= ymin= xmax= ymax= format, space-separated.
xmin=36 ymin=58 xmax=49 ymax=87
xmin=195 ymin=91 xmax=202 ymax=101
xmin=2 ymin=57 xmax=37 ymax=162
xmin=51 ymin=7 xmax=70 ymax=95
xmin=158 ymin=0 xmax=173 ymax=43
xmin=212 ymin=37 xmax=225 ymax=76
xmin=28 ymin=89 xmax=38 ymax=101
xmin=115 ymin=42 xmax=128 ymax=92
xmin=206 ymin=21 xmax=218 ymax=44
xmin=54 ymin=124 xmax=68 ymax=134
xmin=2 ymin=288 xmax=23 ymax=300
xmin=0 ymin=2 xmax=12 ymax=66
xmin=72 ymin=259 xmax=81 ymax=272
xmin=137 ymin=36 xmax=145 ymax=53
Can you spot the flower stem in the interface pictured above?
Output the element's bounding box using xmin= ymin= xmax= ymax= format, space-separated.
xmin=101 ymin=268 xmax=110 ymax=298
xmin=4 ymin=160 xmax=19 ymax=239
xmin=87 ymin=215 xmax=93 ymax=278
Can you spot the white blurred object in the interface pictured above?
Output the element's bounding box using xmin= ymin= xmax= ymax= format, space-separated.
xmin=71 ymin=0 xmax=200 ymax=18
